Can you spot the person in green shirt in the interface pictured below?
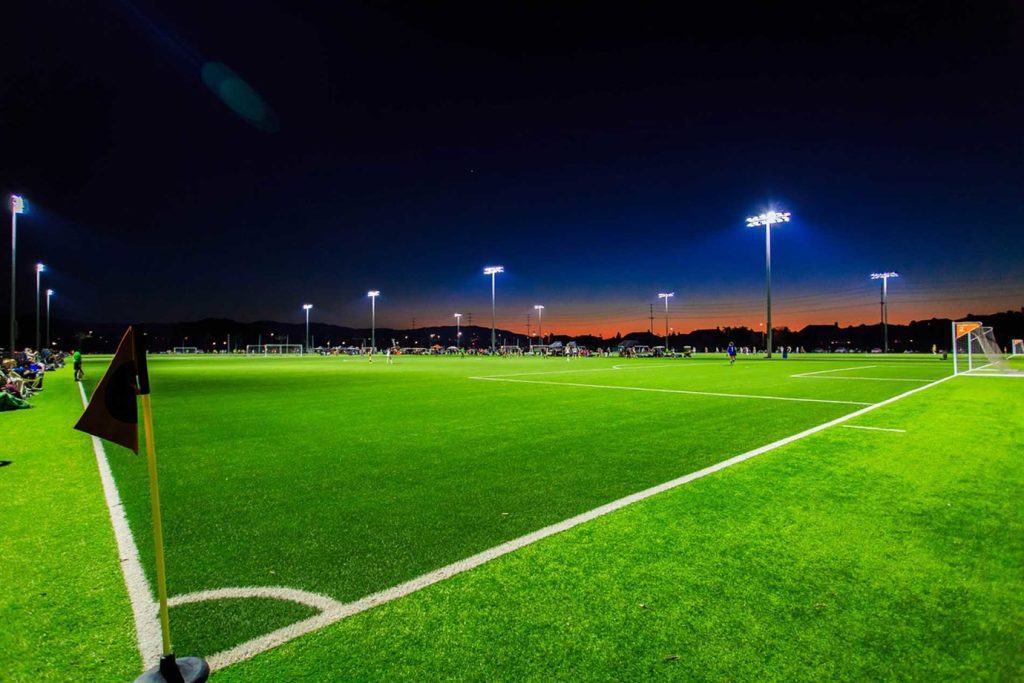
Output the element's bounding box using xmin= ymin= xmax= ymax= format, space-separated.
xmin=72 ymin=349 xmax=83 ymax=381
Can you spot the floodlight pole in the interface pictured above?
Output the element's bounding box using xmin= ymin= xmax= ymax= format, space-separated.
xmin=870 ymin=272 xmax=899 ymax=353
xmin=484 ymin=266 xmax=503 ymax=353
xmin=746 ymin=210 xmax=791 ymax=358
xmin=454 ymin=313 xmax=462 ymax=348
xmin=302 ymin=304 xmax=313 ymax=351
xmin=367 ymin=291 xmax=379 ymax=350
xmin=9 ymin=195 xmax=25 ymax=352
xmin=46 ymin=289 xmax=53 ymax=348
xmin=35 ymin=263 xmax=45 ymax=351
xmin=658 ymin=293 xmax=673 ymax=351
xmin=534 ymin=305 xmax=544 ymax=344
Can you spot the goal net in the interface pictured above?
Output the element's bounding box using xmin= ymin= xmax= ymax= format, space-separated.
xmin=1012 ymin=339 xmax=1024 ymax=357
xmin=172 ymin=346 xmax=199 ymax=354
xmin=952 ymin=322 xmax=1019 ymax=376
xmin=245 ymin=344 xmax=304 ymax=355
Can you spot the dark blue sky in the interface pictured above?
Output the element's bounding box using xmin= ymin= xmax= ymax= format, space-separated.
xmin=3 ymin=1 xmax=1022 ymax=337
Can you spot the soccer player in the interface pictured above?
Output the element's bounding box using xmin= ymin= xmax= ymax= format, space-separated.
xmin=727 ymin=341 xmax=737 ymax=365
xmin=72 ymin=349 xmax=84 ymax=381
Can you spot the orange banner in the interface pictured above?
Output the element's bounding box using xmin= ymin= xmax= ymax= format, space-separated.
xmin=955 ymin=322 xmax=981 ymax=339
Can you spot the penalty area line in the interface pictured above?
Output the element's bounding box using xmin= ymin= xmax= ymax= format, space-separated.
xmin=206 ymin=373 xmax=952 ymax=672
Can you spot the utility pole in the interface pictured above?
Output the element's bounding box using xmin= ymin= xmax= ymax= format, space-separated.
xmin=526 ymin=313 xmax=531 ymax=339
xmin=648 ymin=304 xmax=655 ymax=334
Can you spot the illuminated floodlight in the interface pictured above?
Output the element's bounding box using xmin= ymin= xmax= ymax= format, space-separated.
xmin=36 ymin=262 xmax=45 ymax=273
xmin=367 ymin=290 xmax=380 ymax=297
xmin=367 ymin=291 xmax=380 ymax=349
xmin=870 ymin=272 xmax=900 ymax=352
xmin=35 ymin=263 xmax=46 ymax=350
xmin=454 ymin=313 xmax=463 ymax=348
xmin=10 ymin=195 xmax=25 ymax=214
xmin=745 ymin=208 xmax=792 ymax=357
xmin=533 ymin=305 xmax=545 ymax=343
xmin=483 ymin=266 xmax=504 ymax=352
xmin=658 ymin=293 xmax=674 ymax=350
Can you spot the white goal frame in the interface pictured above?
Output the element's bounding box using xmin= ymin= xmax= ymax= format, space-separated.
xmin=952 ymin=322 xmax=1020 ymax=376
xmin=172 ymin=346 xmax=199 ymax=354
xmin=245 ymin=343 xmax=304 ymax=356
xmin=1012 ymin=339 xmax=1023 ymax=357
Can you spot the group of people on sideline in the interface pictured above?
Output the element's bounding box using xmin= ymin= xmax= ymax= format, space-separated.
xmin=1 ymin=348 xmax=70 ymax=411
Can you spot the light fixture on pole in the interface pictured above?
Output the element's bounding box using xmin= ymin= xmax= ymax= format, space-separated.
xmin=483 ymin=266 xmax=503 ymax=353
xmin=534 ymin=305 xmax=544 ymax=344
xmin=870 ymin=272 xmax=899 ymax=353
xmin=367 ymin=291 xmax=380 ymax=350
xmin=9 ymin=195 xmax=25 ymax=352
xmin=454 ymin=312 xmax=462 ymax=348
xmin=658 ymin=292 xmax=674 ymax=351
xmin=746 ymin=209 xmax=791 ymax=358
xmin=46 ymin=289 xmax=54 ymax=348
xmin=302 ymin=304 xmax=313 ymax=351
xmin=35 ymin=263 xmax=45 ymax=351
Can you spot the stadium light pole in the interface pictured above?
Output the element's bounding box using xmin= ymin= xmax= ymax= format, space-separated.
xmin=9 ymin=195 xmax=25 ymax=352
xmin=534 ymin=305 xmax=544 ymax=344
xmin=302 ymin=303 xmax=313 ymax=351
xmin=658 ymin=292 xmax=674 ymax=351
xmin=746 ymin=210 xmax=791 ymax=358
xmin=483 ymin=266 xmax=503 ymax=353
xmin=870 ymin=272 xmax=899 ymax=353
xmin=35 ymin=263 xmax=45 ymax=351
xmin=367 ymin=291 xmax=380 ymax=350
xmin=454 ymin=312 xmax=462 ymax=348
xmin=46 ymin=289 xmax=53 ymax=348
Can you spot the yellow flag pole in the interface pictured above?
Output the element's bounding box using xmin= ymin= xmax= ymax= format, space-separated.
xmin=140 ymin=393 xmax=173 ymax=657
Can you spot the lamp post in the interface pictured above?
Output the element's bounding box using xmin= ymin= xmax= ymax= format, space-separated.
xmin=302 ymin=303 xmax=313 ymax=351
xmin=46 ymin=289 xmax=53 ymax=348
xmin=9 ymin=195 xmax=25 ymax=352
xmin=367 ymin=291 xmax=379 ymax=350
xmin=35 ymin=263 xmax=45 ymax=351
xmin=658 ymin=292 xmax=673 ymax=351
xmin=483 ymin=266 xmax=503 ymax=353
xmin=454 ymin=313 xmax=462 ymax=348
xmin=870 ymin=272 xmax=899 ymax=353
xmin=534 ymin=305 xmax=544 ymax=345
xmin=746 ymin=210 xmax=791 ymax=358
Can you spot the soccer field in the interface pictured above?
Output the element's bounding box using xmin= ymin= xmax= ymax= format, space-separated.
xmin=4 ymin=352 xmax=1022 ymax=680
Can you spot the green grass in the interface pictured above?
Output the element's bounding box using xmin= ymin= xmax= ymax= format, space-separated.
xmin=0 ymin=370 xmax=139 ymax=681
xmin=6 ymin=352 xmax=1021 ymax=679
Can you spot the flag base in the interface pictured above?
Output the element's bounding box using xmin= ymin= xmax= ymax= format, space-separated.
xmin=135 ymin=654 xmax=210 ymax=683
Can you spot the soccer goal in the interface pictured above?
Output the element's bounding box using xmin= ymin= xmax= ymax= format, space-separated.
xmin=952 ymin=322 xmax=1020 ymax=376
xmin=245 ymin=344 xmax=304 ymax=355
xmin=172 ymin=346 xmax=200 ymax=354
xmin=1012 ymin=339 xmax=1024 ymax=357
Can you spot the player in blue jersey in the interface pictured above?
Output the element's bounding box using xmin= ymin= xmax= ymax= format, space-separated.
xmin=727 ymin=341 xmax=737 ymax=365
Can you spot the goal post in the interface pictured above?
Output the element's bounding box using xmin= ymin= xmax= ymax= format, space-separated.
xmin=244 ymin=344 xmax=303 ymax=356
xmin=952 ymin=321 xmax=1017 ymax=375
xmin=172 ymin=346 xmax=199 ymax=354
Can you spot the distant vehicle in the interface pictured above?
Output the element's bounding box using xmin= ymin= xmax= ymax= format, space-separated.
xmin=834 ymin=347 xmax=848 ymax=353
xmin=871 ymin=348 xmax=882 ymax=353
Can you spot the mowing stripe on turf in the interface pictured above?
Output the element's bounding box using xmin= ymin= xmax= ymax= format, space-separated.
xmin=203 ymin=373 xmax=953 ymax=672
xmin=841 ymin=425 xmax=907 ymax=433
xmin=78 ymin=382 xmax=162 ymax=669
xmin=794 ymin=376 xmax=933 ymax=383
xmin=476 ymin=364 xmax=677 ymax=379
xmin=468 ymin=376 xmax=873 ymax=406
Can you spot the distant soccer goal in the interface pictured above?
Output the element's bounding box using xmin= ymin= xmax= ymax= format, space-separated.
xmin=172 ymin=346 xmax=199 ymax=354
xmin=952 ymin=322 xmax=1020 ymax=376
xmin=245 ymin=344 xmax=304 ymax=355
xmin=1012 ymin=339 xmax=1024 ymax=357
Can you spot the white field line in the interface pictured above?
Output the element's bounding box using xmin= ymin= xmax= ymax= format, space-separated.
xmin=168 ymin=586 xmax=343 ymax=612
xmin=205 ymin=373 xmax=953 ymax=672
xmin=469 ymin=376 xmax=872 ymax=406
xmin=791 ymin=365 xmax=876 ymax=377
xmin=795 ymin=376 xmax=933 ymax=383
xmin=841 ymin=425 xmax=906 ymax=433
xmin=78 ymin=382 xmax=162 ymax=669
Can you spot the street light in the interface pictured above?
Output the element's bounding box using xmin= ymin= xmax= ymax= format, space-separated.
xmin=367 ymin=291 xmax=380 ymax=350
xmin=534 ymin=305 xmax=544 ymax=345
xmin=658 ymin=292 xmax=673 ymax=351
xmin=483 ymin=266 xmax=503 ymax=353
xmin=302 ymin=303 xmax=313 ymax=351
xmin=746 ymin=209 xmax=791 ymax=358
xmin=9 ymin=195 xmax=25 ymax=352
xmin=454 ymin=312 xmax=462 ymax=348
xmin=870 ymin=272 xmax=899 ymax=353
xmin=46 ymin=289 xmax=54 ymax=348
xmin=35 ymin=263 xmax=45 ymax=351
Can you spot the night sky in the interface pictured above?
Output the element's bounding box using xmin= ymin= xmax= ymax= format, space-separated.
xmin=3 ymin=1 xmax=1022 ymax=338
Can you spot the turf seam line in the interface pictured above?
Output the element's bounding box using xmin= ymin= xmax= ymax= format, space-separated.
xmin=793 ymin=376 xmax=932 ymax=383
xmin=468 ymin=376 xmax=874 ymax=406
xmin=790 ymin=365 xmax=877 ymax=377
xmin=475 ymin=364 xmax=678 ymax=379
xmin=841 ymin=425 xmax=907 ymax=433
xmin=205 ymin=373 xmax=953 ymax=672
xmin=78 ymin=382 xmax=162 ymax=670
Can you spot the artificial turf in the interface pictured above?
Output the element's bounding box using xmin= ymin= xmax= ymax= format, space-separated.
xmin=8 ymin=352 xmax=1021 ymax=679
